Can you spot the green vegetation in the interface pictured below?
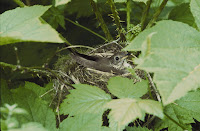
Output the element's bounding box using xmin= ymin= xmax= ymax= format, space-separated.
xmin=0 ymin=0 xmax=200 ymax=130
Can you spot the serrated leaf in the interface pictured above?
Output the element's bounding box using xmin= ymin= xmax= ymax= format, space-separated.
xmin=190 ymin=0 xmax=200 ymax=30
xmin=0 ymin=80 xmax=57 ymax=131
xmin=155 ymin=90 xmax=200 ymax=131
xmin=42 ymin=7 xmax=66 ymax=29
xmin=107 ymin=76 xmax=148 ymax=98
xmin=59 ymin=114 xmax=105 ymax=131
xmin=175 ymin=89 xmax=200 ymax=121
xmin=55 ymin=0 xmax=71 ymax=7
xmin=60 ymin=84 xmax=111 ymax=115
xmin=0 ymin=5 xmax=64 ymax=45
xmin=104 ymin=98 xmax=163 ymax=131
xmin=124 ymin=20 xmax=200 ymax=105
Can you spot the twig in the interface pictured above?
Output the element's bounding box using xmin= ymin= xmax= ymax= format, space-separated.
xmin=146 ymin=0 xmax=168 ymax=29
xmin=143 ymin=72 xmax=161 ymax=127
xmin=0 ymin=62 xmax=73 ymax=89
xmin=14 ymin=46 xmax=21 ymax=67
xmin=13 ymin=0 xmax=26 ymax=7
xmin=141 ymin=0 xmax=152 ymax=30
xmin=126 ymin=0 xmax=131 ymax=30
xmin=56 ymin=84 xmax=64 ymax=124
xmin=65 ymin=18 xmax=106 ymax=41
xmin=89 ymin=38 xmax=122 ymax=54
xmin=107 ymin=0 xmax=126 ymax=41
xmin=146 ymin=72 xmax=161 ymax=102
xmin=90 ymin=0 xmax=113 ymax=41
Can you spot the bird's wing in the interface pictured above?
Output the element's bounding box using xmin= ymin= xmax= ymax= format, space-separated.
xmin=71 ymin=54 xmax=98 ymax=68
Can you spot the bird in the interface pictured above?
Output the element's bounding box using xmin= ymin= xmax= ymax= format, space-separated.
xmin=70 ymin=51 xmax=130 ymax=75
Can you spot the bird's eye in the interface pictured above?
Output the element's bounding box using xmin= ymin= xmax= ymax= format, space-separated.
xmin=115 ymin=56 xmax=120 ymax=61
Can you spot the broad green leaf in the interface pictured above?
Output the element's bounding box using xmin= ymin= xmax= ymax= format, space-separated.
xmin=55 ymin=0 xmax=71 ymax=7
xmin=175 ymin=89 xmax=200 ymax=121
xmin=9 ymin=122 xmax=48 ymax=131
xmin=59 ymin=114 xmax=107 ymax=131
xmin=124 ymin=20 xmax=200 ymax=105
xmin=0 ymin=81 xmax=57 ymax=131
xmin=104 ymin=98 xmax=163 ymax=131
xmin=190 ymin=0 xmax=200 ymax=30
xmin=168 ymin=3 xmax=196 ymax=26
xmin=0 ymin=5 xmax=64 ymax=45
xmin=107 ymin=76 xmax=148 ymax=98
xmin=155 ymin=89 xmax=200 ymax=131
xmin=60 ymin=84 xmax=111 ymax=115
xmin=42 ymin=7 xmax=66 ymax=29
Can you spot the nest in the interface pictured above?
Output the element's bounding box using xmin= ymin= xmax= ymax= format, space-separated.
xmin=53 ymin=42 xmax=145 ymax=94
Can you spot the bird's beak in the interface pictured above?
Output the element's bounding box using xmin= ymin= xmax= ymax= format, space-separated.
xmin=122 ymin=55 xmax=128 ymax=60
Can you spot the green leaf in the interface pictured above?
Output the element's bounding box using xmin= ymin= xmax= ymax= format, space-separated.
xmin=107 ymin=76 xmax=148 ymax=98
xmin=190 ymin=0 xmax=200 ymax=30
xmin=42 ymin=7 xmax=66 ymax=29
xmin=124 ymin=20 xmax=200 ymax=105
xmin=1 ymin=81 xmax=57 ymax=131
xmin=59 ymin=114 xmax=106 ymax=131
xmin=155 ymin=89 xmax=200 ymax=131
xmin=55 ymin=0 xmax=71 ymax=7
xmin=10 ymin=122 xmax=48 ymax=131
xmin=60 ymin=84 xmax=111 ymax=115
xmin=175 ymin=89 xmax=200 ymax=121
xmin=104 ymin=98 xmax=163 ymax=131
xmin=168 ymin=3 xmax=196 ymax=26
xmin=0 ymin=5 xmax=64 ymax=45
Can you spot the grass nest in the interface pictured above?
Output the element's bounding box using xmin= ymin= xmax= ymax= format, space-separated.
xmin=53 ymin=42 xmax=146 ymax=94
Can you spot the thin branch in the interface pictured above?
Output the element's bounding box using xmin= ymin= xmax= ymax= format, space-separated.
xmin=143 ymin=72 xmax=161 ymax=127
xmin=107 ymin=0 xmax=126 ymax=41
xmin=126 ymin=0 xmax=131 ymax=30
xmin=65 ymin=18 xmax=106 ymax=41
xmin=90 ymin=0 xmax=113 ymax=41
xmin=146 ymin=72 xmax=161 ymax=102
xmin=0 ymin=62 xmax=73 ymax=88
xmin=146 ymin=0 xmax=168 ymax=29
xmin=13 ymin=0 xmax=26 ymax=7
xmin=141 ymin=0 xmax=152 ymax=30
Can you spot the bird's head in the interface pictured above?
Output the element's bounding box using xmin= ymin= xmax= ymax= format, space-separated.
xmin=109 ymin=52 xmax=130 ymax=69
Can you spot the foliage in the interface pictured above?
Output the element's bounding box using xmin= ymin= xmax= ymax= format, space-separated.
xmin=0 ymin=0 xmax=200 ymax=131
xmin=0 ymin=5 xmax=63 ymax=45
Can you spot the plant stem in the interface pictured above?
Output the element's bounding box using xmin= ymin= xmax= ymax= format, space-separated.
xmin=65 ymin=18 xmax=106 ymax=41
xmin=0 ymin=62 xmax=73 ymax=88
xmin=107 ymin=0 xmax=126 ymax=41
xmin=164 ymin=112 xmax=187 ymax=130
xmin=13 ymin=0 xmax=26 ymax=7
xmin=146 ymin=0 xmax=168 ymax=29
xmin=146 ymin=73 xmax=161 ymax=102
xmin=90 ymin=0 xmax=113 ymax=41
xmin=126 ymin=0 xmax=131 ymax=30
xmin=141 ymin=0 xmax=152 ymax=30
